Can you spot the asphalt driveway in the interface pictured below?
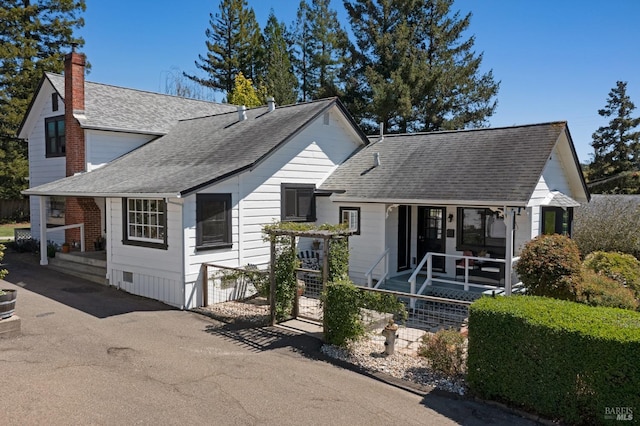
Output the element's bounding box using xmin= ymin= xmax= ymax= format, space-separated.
xmin=0 ymin=249 xmax=541 ymax=425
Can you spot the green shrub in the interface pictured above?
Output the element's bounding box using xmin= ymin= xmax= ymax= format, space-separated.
xmin=0 ymin=243 xmax=7 ymax=279
xmin=323 ymin=279 xmax=407 ymax=347
xmin=515 ymin=234 xmax=582 ymax=300
xmin=576 ymin=269 xmax=639 ymax=310
xmin=583 ymin=251 xmax=640 ymax=299
xmin=468 ymin=296 xmax=640 ymax=425
xmin=417 ymin=329 xmax=466 ymax=377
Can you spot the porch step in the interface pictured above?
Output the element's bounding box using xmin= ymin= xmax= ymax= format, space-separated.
xmin=47 ymin=252 xmax=107 ymax=286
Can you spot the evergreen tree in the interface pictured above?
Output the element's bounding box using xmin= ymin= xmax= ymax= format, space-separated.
xmin=590 ymin=81 xmax=640 ymax=181
xmin=293 ymin=0 xmax=350 ymax=101
xmin=185 ymin=0 xmax=263 ymax=95
xmin=343 ymin=0 xmax=499 ymax=133
xmin=262 ymin=12 xmax=297 ymax=105
xmin=0 ymin=0 xmax=85 ymax=200
xmin=227 ymin=72 xmax=266 ymax=108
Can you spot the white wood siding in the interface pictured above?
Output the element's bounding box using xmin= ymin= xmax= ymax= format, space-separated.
xmin=26 ymin=85 xmax=66 ymax=243
xmin=107 ymin=197 xmax=185 ymax=308
xmin=86 ymin=130 xmax=154 ymax=171
xmin=181 ymin=106 xmax=363 ymax=306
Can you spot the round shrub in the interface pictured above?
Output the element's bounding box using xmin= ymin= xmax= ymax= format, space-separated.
xmin=583 ymin=251 xmax=640 ymax=299
xmin=576 ymin=269 xmax=639 ymax=310
xmin=515 ymin=234 xmax=581 ymax=300
xmin=418 ymin=328 xmax=466 ymax=377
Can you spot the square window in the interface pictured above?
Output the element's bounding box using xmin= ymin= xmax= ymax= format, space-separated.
xmin=339 ymin=207 xmax=361 ymax=235
xmin=281 ymin=184 xmax=316 ymax=222
xmin=122 ymin=198 xmax=167 ymax=249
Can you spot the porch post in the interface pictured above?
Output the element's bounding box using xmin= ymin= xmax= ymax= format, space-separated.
xmin=504 ymin=207 xmax=515 ymax=295
xmin=39 ymin=196 xmax=48 ymax=266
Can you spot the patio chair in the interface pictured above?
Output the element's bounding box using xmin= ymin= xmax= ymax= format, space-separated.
xmin=455 ymin=250 xmax=475 ymax=281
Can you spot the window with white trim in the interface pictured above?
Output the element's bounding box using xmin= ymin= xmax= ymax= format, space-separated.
xmin=122 ymin=198 xmax=167 ymax=249
xmin=339 ymin=206 xmax=360 ymax=234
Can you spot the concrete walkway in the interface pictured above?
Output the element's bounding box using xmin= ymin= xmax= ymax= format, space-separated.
xmin=0 ymin=250 xmax=542 ymax=425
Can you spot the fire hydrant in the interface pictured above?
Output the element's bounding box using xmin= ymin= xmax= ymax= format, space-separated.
xmin=381 ymin=319 xmax=399 ymax=356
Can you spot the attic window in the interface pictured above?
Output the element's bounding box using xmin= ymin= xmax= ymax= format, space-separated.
xmin=45 ymin=115 xmax=65 ymax=158
xmin=51 ymin=93 xmax=59 ymax=111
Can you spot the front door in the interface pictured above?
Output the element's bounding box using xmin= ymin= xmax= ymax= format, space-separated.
xmin=417 ymin=206 xmax=446 ymax=272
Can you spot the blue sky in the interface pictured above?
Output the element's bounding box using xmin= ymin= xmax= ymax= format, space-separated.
xmin=76 ymin=0 xmax=640 ymax=164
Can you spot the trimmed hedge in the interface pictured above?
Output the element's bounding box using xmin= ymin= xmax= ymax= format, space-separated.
xmin=583 ymin=251 xmax=640 ymax=299
xmin=467 ymin=296 xmax=640 ymax=425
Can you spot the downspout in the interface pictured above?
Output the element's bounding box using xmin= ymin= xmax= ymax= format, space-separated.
xmin=39 ymin=196 xmax=48 ymax=266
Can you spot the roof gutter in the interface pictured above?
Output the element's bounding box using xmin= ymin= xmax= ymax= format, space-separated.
xmin=22 ymin=189 xmax=181 ymax=199
xmin=327 ymin=195 xmax=527 ymax=207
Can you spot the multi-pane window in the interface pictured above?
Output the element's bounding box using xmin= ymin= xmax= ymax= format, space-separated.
xmin=196 ymin=194 xmax=232 ymax=249
xmin=281 ymin=184 xmax=315 ymax=222
xmin=339 ymin=206 xmax=360 ymax=234
xmin=45 ymin=115 xmax=65 ymax=158
xmin=456 ymin=207 xmax=506 ymax=254
xmin=123 ymin=198 xmax=166 ymax=248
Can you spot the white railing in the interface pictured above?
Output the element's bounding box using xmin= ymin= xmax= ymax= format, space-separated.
xmin=45 ymin=223 xmax=86 ymax=251
xmin=410 ymin=252 xmax=506 ymax=302
xmin=365 ymin=248 xmax=390 ymax=288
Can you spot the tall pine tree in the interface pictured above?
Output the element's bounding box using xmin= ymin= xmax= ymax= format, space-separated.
xmin=590 ymin=81 xmax=640 ymax=183
xmin=0 ymin=0 xmax=85 ymax=200
xmin=262 ymin=12 xmax=297 ymax=105
xmin=343 ymin=0 xmax=498 ymax=133
xmin=293 ymin=0 xmax=350 ymax=101
xmin=185 ymin=0 xmax=263 ymax=96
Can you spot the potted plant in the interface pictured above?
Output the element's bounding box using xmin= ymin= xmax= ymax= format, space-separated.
xmin=296 ymin=271 xmax=306 ymax=297
xmin=61 ymin=242 xmax=70 ymax=253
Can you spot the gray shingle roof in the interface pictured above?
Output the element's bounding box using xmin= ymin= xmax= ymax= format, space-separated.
xmin=320 ymin=122 xmax=569 ymax=205
xmin=46 ymin=73 xmax=236 ymax=134
xmin=25 ymin=98 xmax=357 ymax=197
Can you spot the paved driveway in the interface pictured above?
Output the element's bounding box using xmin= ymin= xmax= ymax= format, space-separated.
xmin=0 ymin=250 xmax=540 ymax=425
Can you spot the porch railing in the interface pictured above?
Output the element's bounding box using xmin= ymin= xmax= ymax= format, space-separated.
xmin=365 ymin=248 xmax=390 ymax=288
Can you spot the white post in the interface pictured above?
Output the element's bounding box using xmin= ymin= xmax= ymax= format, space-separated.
xmin=426 ymin=253 xmax=433 ymax=286
xmin=505 ymin=208 xmax=515 ymax=295
xmin=39 ymin=196 xmax=48 ymax=266
xmin=80 ymin=223 xmax=85 ymax=252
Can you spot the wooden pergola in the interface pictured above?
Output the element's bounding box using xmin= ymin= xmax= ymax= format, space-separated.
xmin=264 ymin=227 xmax=352 ymax=325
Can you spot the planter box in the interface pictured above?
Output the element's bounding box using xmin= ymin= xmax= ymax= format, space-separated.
xmin=0 ymin=289 xmax=17 ymax=319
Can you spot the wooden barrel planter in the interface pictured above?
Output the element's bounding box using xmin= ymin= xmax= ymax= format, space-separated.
xmin=0 ymin=289 xmax=17 ymax=319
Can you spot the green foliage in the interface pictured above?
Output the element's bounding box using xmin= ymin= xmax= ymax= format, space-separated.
xmin=327 ymin=236 xmax=349 ymax=282
xmin=323 ymin=279 xmax=407 ymax=347
xmin=589 ymin=81 xmax=640 ymax=184
xmin=0 ymin=0 xmax=86 ymax=200
xmin=271 ymin=235 xmax=298 ymax=322
xmin=262 ymin=12 xmax=298 ymax=105
xmin=343 ymin=0 xmax=499 ymax=133
xmin=0 ymin=243 xmax=7 ymax=279
xmin=185 ymin=0 xmax=263 ymax=94
xmin=576 ymin=269 xmax=639 ymax=311
xmin=46 ymin=240 xmax=58 ymax=259
xmin=573 ymin=195 xmax=640 ymax=258
xmin=418 ymin=329 xmax=466 ymax=377
xmin=468 ymin=296 xmax=640 ymax=425
xmin=293 ymin=0 xmax=351 ymax=101
xmin=583 ymin=251 xmax=640 ymax=298
xmin=515 ymin=234 xmax=582 ymax=300
xmin=227 ymin=72 xmax=267 ymax=108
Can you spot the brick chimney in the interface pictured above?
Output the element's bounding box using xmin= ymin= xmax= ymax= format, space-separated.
xmin=63 ymin=48 xmax=101 ymax=250
xmin=64 ymin=47 xmax=86 ymax=177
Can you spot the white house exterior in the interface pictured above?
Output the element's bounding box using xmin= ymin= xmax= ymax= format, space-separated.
xmin=19 ymin=51 xmax=589 ymax=309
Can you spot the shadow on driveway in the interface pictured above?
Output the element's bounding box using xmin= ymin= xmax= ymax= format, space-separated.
xmin=1 ymin=248 xmax=174 ymax=318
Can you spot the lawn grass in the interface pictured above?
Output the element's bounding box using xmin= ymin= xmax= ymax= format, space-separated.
xmin=0 ymin=222 xmax=30 ymax=238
